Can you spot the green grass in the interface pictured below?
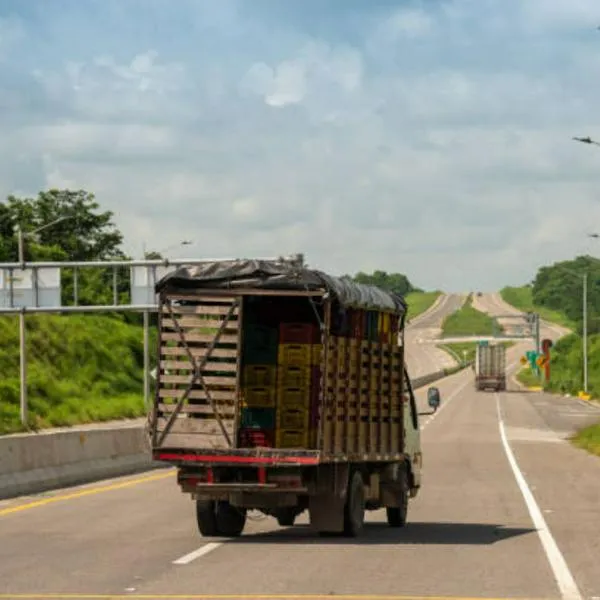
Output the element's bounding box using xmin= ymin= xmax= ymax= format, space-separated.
xmin=571 ymin=422 xmax=600 ymax=457
xmin=516 ymin=367 xmax=543 ymax=388
xmin=439 ymin=341 xmax=514 ymax=364
xmin=441 ymin=295 xmax=499 ymax=337
xmin=405 ymin=291 xmax=442 ymax=321
xmin=500 ymin=285 xmax=575 ymax=329
xmin=0 ymin=314 xmax=156 ymax=435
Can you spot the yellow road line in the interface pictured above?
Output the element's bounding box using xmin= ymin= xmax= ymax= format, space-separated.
xmin=0 ymin=595 xmax=549 ymax=600
xmin=0 ymin=470 xmax=175 ymax=517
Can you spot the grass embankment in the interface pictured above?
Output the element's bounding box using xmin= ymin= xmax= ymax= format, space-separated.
xmin=0 ymin=315 xmax=155 ymax=435
xmin=441 ymin=294 xmax=498 ymax=337
xmin=571 ymin=423 xmax=600 ymax=457
xmin=405 ymin=291 xmax=442 ymax=321
xmin=500 ymin=285 xmax=574 ymax=329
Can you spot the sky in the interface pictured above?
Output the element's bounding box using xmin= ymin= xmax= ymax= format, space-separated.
xmin=2 ymin=0 xmax=600 ymax=292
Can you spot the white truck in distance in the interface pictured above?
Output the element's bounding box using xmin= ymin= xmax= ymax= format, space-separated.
xmin=474 ymin=343 xmax=506 ymax=391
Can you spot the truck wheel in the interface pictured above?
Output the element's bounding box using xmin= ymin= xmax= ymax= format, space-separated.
xmin=215 ymin=501 xmax=246 ymax=537
xmin=275 ymin=507 xmax=297 ymax=527
xmin=196 ymin=499 xmax=219 ymax=537
xmin=343 ymin=472 xmax=365 ymax=537
xmin=386 ymin=469 xmax=409 ymax=528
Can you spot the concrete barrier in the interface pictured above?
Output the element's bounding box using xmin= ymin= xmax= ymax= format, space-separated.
xmin=0 ymin=363 xmax=474 ymax=501
xmin=0 ymin=419 xmax=160 ymax=500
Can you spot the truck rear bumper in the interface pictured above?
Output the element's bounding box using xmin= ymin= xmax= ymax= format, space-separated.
xmin=153 ymin=447 xmax=321 ymax=467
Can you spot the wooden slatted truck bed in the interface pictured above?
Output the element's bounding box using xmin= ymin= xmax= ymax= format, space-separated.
xmin=147 ymin=259 xmax=423 ymax=538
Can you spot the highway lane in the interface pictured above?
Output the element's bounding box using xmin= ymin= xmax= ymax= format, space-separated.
xmin=404 ymin=293 xmax=467 ymax=378
xmin=2 ymin=358 xmax=599 ymax=599
xmin=473 ymin=292 xmax=571 ymax=341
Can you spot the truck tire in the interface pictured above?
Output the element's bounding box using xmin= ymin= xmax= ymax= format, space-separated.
xmin=215 ymin=501 xmax=246 ymax=537
xmin=275 ymin=507 xmax=297 ymax=527
xmin=196 ymin=499 xmax=219 ymax=537
xmin=386 ymin=468 xmax=409 ymax=528
xmin=343 ymin=472 xmax=365 ymax=537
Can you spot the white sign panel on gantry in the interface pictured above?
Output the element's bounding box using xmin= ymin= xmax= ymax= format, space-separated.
xmin=130 ymin=265 xmax=178 ymax=306
xmin=0 ymin=268 xmax=62 ymax=308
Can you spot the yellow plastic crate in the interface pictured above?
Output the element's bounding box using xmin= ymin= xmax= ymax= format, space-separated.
xmin=277 ymin=406 xmax=309 ymax=430
xmin=241 ymin=386 xmax=276 ymax=408
xmin=277 ymin=387 xmax=310 ymax=409
xmin=278 ymin=343 xmax=312 ymax=366
xmin=277 ymin=364 xmax=312 ymax=389
xmin=243 ymin=365 xmax=277 ymax=387
xmin=276 ymin=428 xmax=309 ymax=448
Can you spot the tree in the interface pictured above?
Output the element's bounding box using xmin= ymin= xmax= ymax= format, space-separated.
xmin=0 ymin=189 xmax=130 ymax=307
xmin=346 ymin=270 xmax=419 ymax=296
xmin=531 ymin=255 xmax=600 ymax=334
xmin=2 ymin=189 xmax=124 ymax=262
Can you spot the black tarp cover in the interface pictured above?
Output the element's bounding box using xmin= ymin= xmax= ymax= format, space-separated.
xmin=155 ymin=259 xmax=406 ymax=314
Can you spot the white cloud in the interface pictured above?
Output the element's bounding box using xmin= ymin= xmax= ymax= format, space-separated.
xmin=240 ymin=41 xmax=363 ymax=108
xmin=3 ymin=1 xmax=600 ymax=291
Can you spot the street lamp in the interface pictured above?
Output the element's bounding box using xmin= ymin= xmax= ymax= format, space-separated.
xmin=12 ymin=215 xmax=72 ymax=427
xmin=15 ymin=216 xmax=71 ymax=263
xmin=573 ymin=136 xmax=600 ymax=147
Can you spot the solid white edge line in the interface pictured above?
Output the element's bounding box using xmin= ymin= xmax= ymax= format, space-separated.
xmin=173 ymin=542 xmax=222 ymax=565
xmin=494 ymin=394 xmax=582 ymax=600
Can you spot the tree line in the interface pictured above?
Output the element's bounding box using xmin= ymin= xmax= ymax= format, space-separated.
xmin=531 ymin=255 xmax=600 ymax=335
xmin=1 ymin=188 xmax=421 ymax=309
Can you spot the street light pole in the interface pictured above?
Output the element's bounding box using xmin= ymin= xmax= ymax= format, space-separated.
xmin=15 ymin=215 xmax=71 ymax=427
xmin=583 ymin=272 xmax=588 ymax=393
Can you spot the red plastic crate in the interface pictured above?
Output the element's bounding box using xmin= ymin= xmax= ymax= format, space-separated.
xmin=351 ymin=309 xmax=364 ymax=339
xmin=279 ymin=322 xmax=320 ymax=345
xmin=238 ymin=427 xmax=274 ymax=448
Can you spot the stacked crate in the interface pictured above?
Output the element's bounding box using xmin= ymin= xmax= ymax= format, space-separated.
xmin=238 ymin=324 xmax=279 ymax=448
xmin=276 ymin=323 xmax=321 ymax=448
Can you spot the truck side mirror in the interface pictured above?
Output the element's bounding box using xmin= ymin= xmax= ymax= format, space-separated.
xmin=427 ymin=387 xmax=441 ymax=411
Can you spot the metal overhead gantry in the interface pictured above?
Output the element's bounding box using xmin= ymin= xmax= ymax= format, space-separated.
xmin=0 ymin=253 xmax=306 ymax=426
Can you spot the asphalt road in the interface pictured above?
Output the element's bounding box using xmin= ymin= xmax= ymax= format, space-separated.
xmin=472 ymin=293 xmax=571 ymax=341
xmin=2 ymin=338 xmax=599 ymax=600
xmin=404 ymin=293 xmax=466 ymax=378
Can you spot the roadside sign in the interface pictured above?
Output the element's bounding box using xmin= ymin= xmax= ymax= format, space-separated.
xmin=520 ymin=356 xmax=527 ymax=365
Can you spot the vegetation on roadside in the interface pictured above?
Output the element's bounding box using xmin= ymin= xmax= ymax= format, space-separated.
xmin=0 ymin=314 xmax=156 ymax=435
xmin=0 ymin=189 xmax=167 ymax=434
xmin=500 ymin=285 xmax=574 ymax=330
xmin=516 ymin=367 xmax=543 ymax=388
xmin=405 ymin=290 xmax=442 ymax=320
xmin=571 ymin=423 xmax=600 ymax=457
xmin=441 ymin=294 xmax=499 ymax=337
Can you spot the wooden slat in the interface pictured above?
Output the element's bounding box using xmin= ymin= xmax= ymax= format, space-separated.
xmin=163 ymin=304 xmax=240 ymax=316
xmin=158 ymin=388 xmax=236 ymax=401
xmin=162 ymin=317 xmax=238 ymax=331
xmin=157 ymin=431 xmax=232 ymax=450
xmin=156 ymin=416 xmax=234 ymax=436
xmin=161 ymin=332 xmax=239 ymax=344
xmin=161 ymin=345 xmax=238 ymax=359
xmin=160 ymin=360 xmax=237 ymax=372
xmin=165 ymin=294 xmax=236 ymax=303
xmin=158 ymin=403 xmax=235 ymax=416
xmin=161 ymin=375 xmax=235 ymax=386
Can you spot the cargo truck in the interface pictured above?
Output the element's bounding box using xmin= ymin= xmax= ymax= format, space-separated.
xmin=147 ymin=259 xmax=425 ymax=538
xmin=474 ymin=343 xmax=506 ymax=391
